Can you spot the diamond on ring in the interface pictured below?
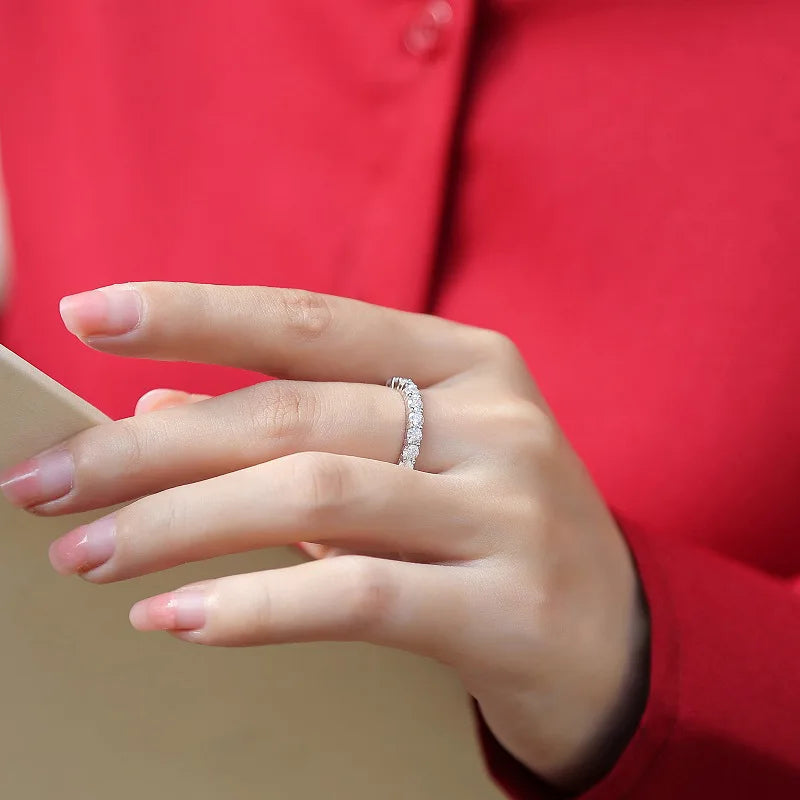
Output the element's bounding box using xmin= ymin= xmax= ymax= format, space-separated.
xmin=387 ymin=377 xmax=424 ymax=469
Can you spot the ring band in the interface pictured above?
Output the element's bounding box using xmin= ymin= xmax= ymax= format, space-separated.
xmin=386 ymin=377 xmax=424 ymax=469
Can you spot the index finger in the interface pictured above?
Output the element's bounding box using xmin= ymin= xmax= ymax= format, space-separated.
xmin=59 ymin=282 xmax=497 ymax=385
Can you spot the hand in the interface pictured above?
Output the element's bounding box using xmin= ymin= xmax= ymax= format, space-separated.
xmin=0 ymin=282 xmax=648 ymax=791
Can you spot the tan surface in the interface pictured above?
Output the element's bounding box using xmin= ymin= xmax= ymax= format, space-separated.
xmin=0 ymin=344 xmax=503 ymax=799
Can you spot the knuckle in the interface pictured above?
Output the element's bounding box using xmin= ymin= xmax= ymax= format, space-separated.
xmin=156 ymin=493 xmax=186 ymax=542
xmin=336 ymin=556 xmax=398 ymax=638
xmin=278 ymin=289 xmax=334 ymax=343
xmin=475 ymin=328 xmax=522 ymax=363
xmin=255 ymin=380 xmax=315 ymax=441
xmin=487 ymin=398 xmax=554 ymax=442
xmin=250 ymin=584 xmax=274 ymax=636
xmin=492 ymin=398 xmax=536 ymax=428
xmin=114 ymin=419 xmax=149 ymax=474
xmin=525 ymin=410 xmax=564 ymax=460
xmin=474 ymin=397 xmax=563 ymax=472
xmin=506 ymin=401 xmax=562 ymax=458
xmin=289 ymin=452 xmax=351 ymax=518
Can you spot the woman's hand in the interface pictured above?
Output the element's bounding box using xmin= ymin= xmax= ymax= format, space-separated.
xmin=0 ymin=282 xmax=648 ymax=791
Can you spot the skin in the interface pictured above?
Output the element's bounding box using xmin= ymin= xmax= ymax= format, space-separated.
xmin=0 ymin=282 xmax=648 ymax=792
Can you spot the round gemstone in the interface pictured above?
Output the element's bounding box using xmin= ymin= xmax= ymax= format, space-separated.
xmin=407 ymin=426 xmax=422 ymax=445
xmin=408 ymin=411 xmax=423 ymax=428
xmin=402 ymin=444 xmax=420 ymax=463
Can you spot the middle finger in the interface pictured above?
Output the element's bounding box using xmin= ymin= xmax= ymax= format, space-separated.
xmin=48 ymin=454 xmax=482 ymax=582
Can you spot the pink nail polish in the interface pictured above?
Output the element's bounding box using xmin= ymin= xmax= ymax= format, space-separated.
xmin=129 ymin=590 xmax=207 ymax=632
xmin=0 ymin=448 xmax=75 ymax=508
xmin=59 ymin=284 xmax=142 ymax=338
xmin=49 ymin=515 xmax=116 ymax=575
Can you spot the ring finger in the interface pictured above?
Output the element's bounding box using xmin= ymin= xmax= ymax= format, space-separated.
xmin=3 ymin=379 xmax=457 ymax=515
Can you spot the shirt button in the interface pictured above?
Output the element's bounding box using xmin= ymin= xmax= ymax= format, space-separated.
xmin=403 ymin=0 xmax=454 ymax=57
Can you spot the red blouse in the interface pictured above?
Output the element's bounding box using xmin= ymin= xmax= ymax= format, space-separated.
xmin=1 ymin=1 xmax=799 ymax=797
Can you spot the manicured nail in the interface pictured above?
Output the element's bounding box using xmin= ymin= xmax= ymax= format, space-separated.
xmin=0 ymin=448 xmax=75 ymax=508
xmin=134 ymin=389 xmax=191 ymax=415
xmin=129 ymin=590 xmax=207 ymax=631
xmin=48 ymin=515 xmax=116 ymax=576
xmin=60 ymin=284 xmax=142 ymax=338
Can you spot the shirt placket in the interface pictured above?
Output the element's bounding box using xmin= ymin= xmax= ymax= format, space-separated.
xmin=340 ymin=0 xmax=477 ymax=312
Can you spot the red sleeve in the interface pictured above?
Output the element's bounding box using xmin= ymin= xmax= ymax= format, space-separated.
xmin=476 ymin=515 xmax=800 ymax=799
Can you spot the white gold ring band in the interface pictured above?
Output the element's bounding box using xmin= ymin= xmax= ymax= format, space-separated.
xmin=386 ymin=377 xmax=424 ymax=469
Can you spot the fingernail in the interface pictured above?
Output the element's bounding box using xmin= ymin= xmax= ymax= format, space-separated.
xmin=60 ymin=284 xmax=142 ymax=338
xmin=48 ymin=515 xmax=116 ymax=576
xmin=134 ymin=389 xmax=191 ymax=415
xmin=0 ymin=448 xmax=75 ymax=508
xmin=129 ymin=590 xmax=207 ymax=631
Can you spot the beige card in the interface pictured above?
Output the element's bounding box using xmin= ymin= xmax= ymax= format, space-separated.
xmin=0 ymin=344 xmax=503 ymax=799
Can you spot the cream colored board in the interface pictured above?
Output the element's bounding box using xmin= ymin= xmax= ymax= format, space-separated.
xmin=0 ymin=345 xmax=503 ymax=799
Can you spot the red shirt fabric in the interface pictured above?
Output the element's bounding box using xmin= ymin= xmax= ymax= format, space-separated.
xmin=1 ymin=1 xmax=800 ymax=796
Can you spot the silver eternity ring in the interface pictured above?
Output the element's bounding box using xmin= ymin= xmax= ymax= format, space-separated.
xmin=386 ymin=377 xmax=424 ymax=469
